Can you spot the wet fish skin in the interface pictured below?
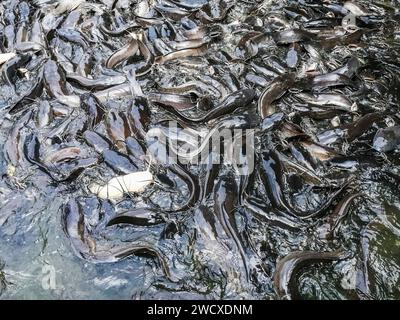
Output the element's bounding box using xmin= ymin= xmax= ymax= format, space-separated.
xmin=62 ymin=9 xmax=81 ymax=29
xmin=258 ymin=74 xmax=295 ymax=119
xmin=102 ymin=149 xmax=138 ymax=175
xmin=36 ymin=101 xmax=53 ymax=128
xmin=195 ymin=204 xmax=225 ymax=241
xmin=273 ymin=29 xmax=315 ymax=44
xmin=167 ymin=114 xmax=260 ymax=162
xmin=196 ymin=1 xmax=234 ymax=23
xmin=23 ymin=133 xmax=53 ymax=177
xmin=155 ymin=3 xmax=192 ymax=21
xmin=63 ymin=198 xmax=94 ymax=259
xmin=289 ymin=142 xmax=318 ymax=172
xmin=43 ymin=59 xmax=70 ymax=97
xmin=343 ymin=1 xmax=370 ymax=16
xmin=261 ymin=113 xmax=285 ymax=131
xmin=44 ymin=147 xmax=81 ymax=165
xmin=201 ymin=156 xmax=220 ymax=200
xmin=1 ymin=53 xmax=31 ymax=93
xmin=8 ymin=68 xmax=44 ymax=115
xmin=125 ymin=136 xmax=146 ymax=163
xmin=17 ymin=1 xmax=30 ymax=24
xmin=57 ymin=28 xmax=89 ymax=48
xmin=333 ymin=56 xmax=360 ymax=78
xmin=373 ymin=126 xmax=400 ymax=152
xmin=244 ymin=196 xmax=305 ymax=231
xmin=277 ymin=150 xmax=327 ymax=186
xmin=309 ymin=73 xmax=353 ymax=90
xmin=303 ymin=17 xmax=342 ymax=29
xmin=99 ymin=22 xmax=139 ymax=37
xmin=105 ymin=110 xmax=131 ymax=152
xmin=259 ymin=150 xmax=297 ymax=216
xmin=94 ymin=83 xmax=133 ymax=103
xmin=164 ymin=164 xmax=202 ymax=212
xmin=81 ymin=94 xmax=106 ymax=129
xmin=67 ymin=74 xmax=127 ymax=90
xmin=273 ymin=250 xmax=347 ymax=299
xmin=279 ymin=121 xmax=308 ymax=140
xmin=202 ymin=89 xmax=256 ymax=121
xmin=155 ymin=44 xmax=208 ymax=64
xmin=259 ymin=150 xmax=350 ymax=219
xmin=214 ymin=173 xmax=249 ymax=279
xmin=156 ymin=172 xmax=176 ymax=189
xmin=318 ymin=29 xmax=364 ymax=48
xmin=106 ymin=38 xmax=139 ymax=69
xmin=325 ymin=193 xmax=364 ymax=240
xmin=125 ymin=39 xmax=154 ymax=77
xmin=343 ymin=112 xmax=381 ymax=142
xmin=298 ymin=140 xmax=340 ymax=162
xmin=170 ymin=37 xmax=211 ymax=51
xmin=4 ymin=110 xmax=32 ymax=166
xmin=296 ymin=93 xmax=353 ymax=111
xmin=170 ymin=0 xmax=208 ymax=10
xmin=161 ymin=88 xmax=256 ymax=123
xmin=83 ymin=130 xmax=112 ymax=154
xmin=24 ymin=133 xmax=97 ymax=182
xmin=3 ymin=25 xmax=15 ymax=51
xmin=128 ymin=96 xmax=151 ymax=142
xmin=318 ymin=112 xmax=381 ymax=145
xmin=148 ymin=92 xmax=195 ymax=110
xmin=63 ymin=198 xmax=175 ymax=280
xmin=286 ymin=44 xmax=299 ymax=68
xmin=183 ymin=25 xmax=223 ymax=40
xmin=107 ymin=208 xmax=163 ymax=226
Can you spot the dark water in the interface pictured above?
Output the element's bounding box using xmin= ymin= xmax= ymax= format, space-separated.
xmin=1 ymin=0 xmax=400 ymax=300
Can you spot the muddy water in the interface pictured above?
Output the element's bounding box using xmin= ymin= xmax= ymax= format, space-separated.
xmin=1 ymin=0 xmax=400 ymax=300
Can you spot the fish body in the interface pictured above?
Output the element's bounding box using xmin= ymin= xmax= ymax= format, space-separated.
xmin=0 ymin=53 xmax=17 ymax=65
xmin=373 ymin=126 xmax=400 ymax=152
xmin=89 ymin=170 xmax=154 ymax=200
xmin=258 ymin=74 xmax=295 ymax=118
xmin=273 ymin=250 xmax=346 ymax=299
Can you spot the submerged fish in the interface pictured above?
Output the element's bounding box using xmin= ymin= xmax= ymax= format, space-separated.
xmin=373 ymin=126 xmax=400 ymax=152
xmin=159 ymin=89 xmax=256 ymax=123
xmin=63 ymin=198 xmax=176 ymax=281
xmin=273 ymin=250 xmax=347 ymax=299
xmin=214 ymin=173 xmax=249 ymax=280
xmin=259 ymin=150 xmax=350 ymax=219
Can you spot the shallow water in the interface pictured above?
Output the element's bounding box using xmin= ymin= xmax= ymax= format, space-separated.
xmin=1 ymin=0 xmax=400 ymax=300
